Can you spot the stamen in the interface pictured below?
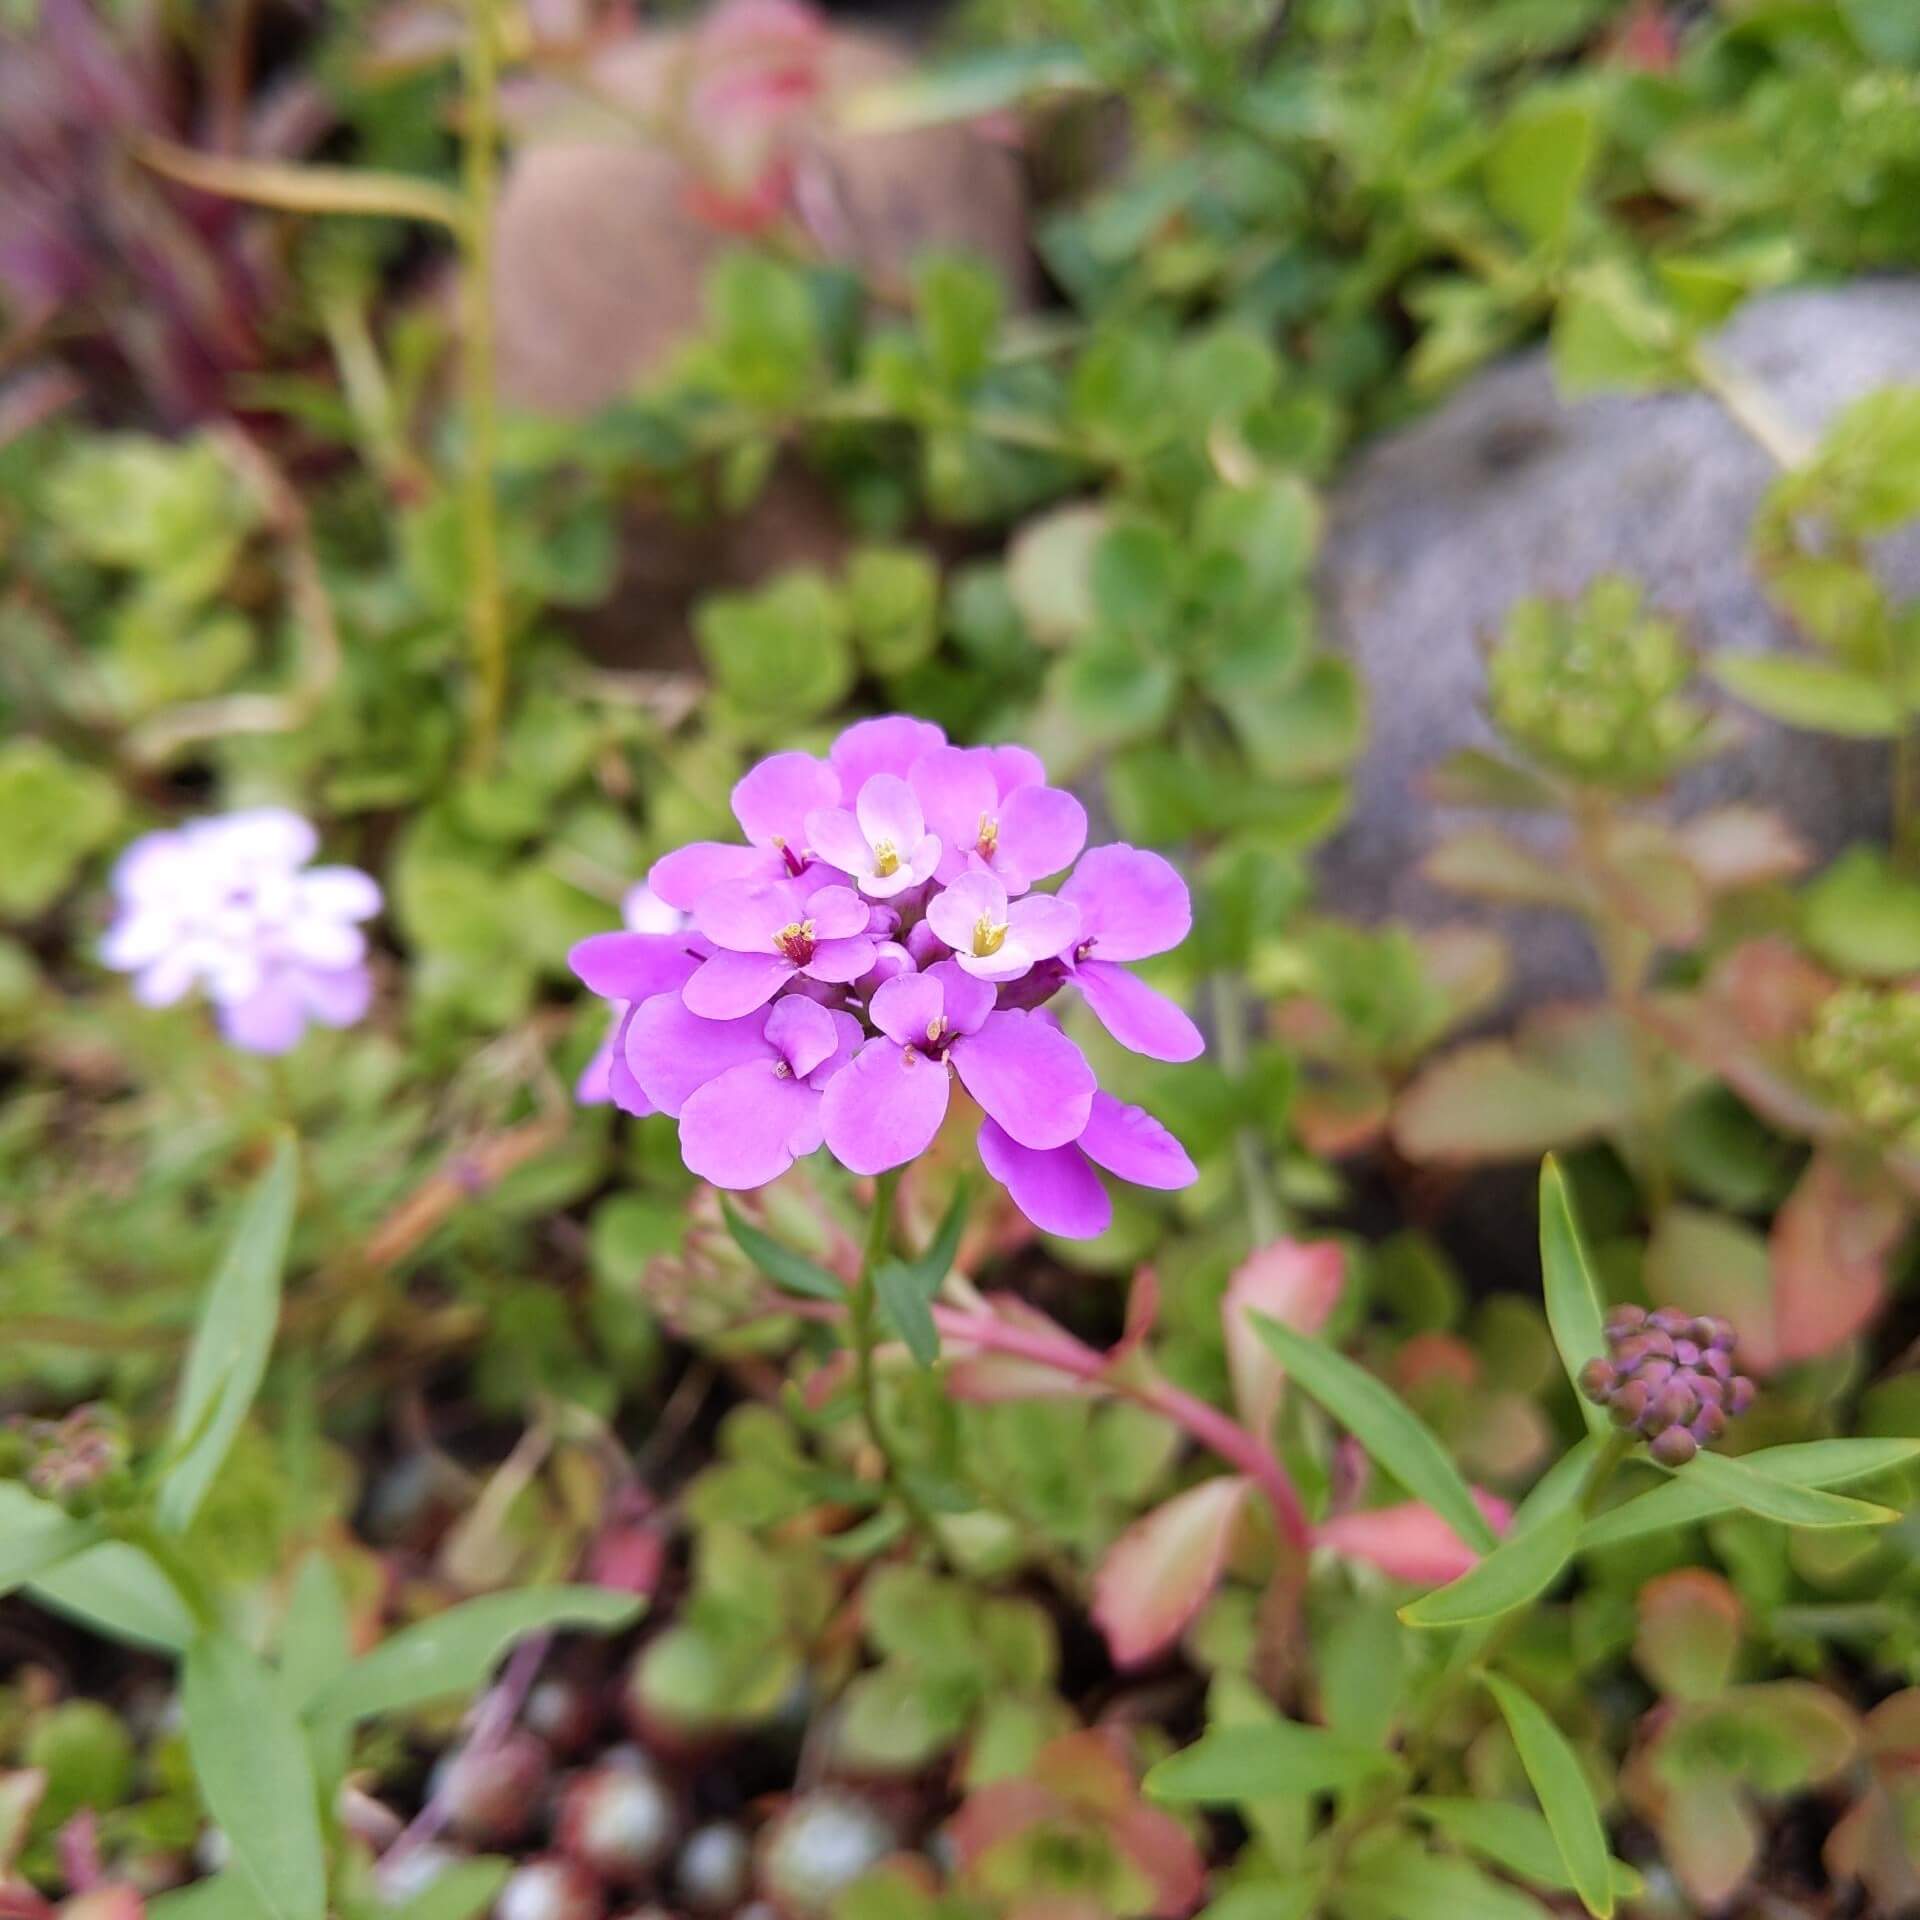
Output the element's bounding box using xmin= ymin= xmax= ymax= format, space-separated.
xmin=774 ymin=918 xmax=817 ymax=965
xmin=972 ymin=915 xmax=1008 ymax=958
xmin=872 ymin=838 xmax=901 ymax=878
xmin=772 ymin=1060 xmax=792 ymax=1079
xmin=925 ymin=1015 xmax=948 ymax=1047
xmin=976 ymin=813 xmax=999 ymax=857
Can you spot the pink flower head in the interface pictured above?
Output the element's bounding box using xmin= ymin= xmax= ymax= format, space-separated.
xmin=822 ymin=962 xmax=1095 ymax=1175
xmin=685 ymin=875 xmax=876 ymax=1016
xmin=101 ymin=808 xmax=380 ymax=1055
xmin=1058 ymin=845 xmax=1205 ymax=1063
xmin=580 ymin=718 xmax=1203 ymax=1235
xmin=924 ymin=870 xmax=1078 ymax=984
xmin=910 ymin=745 xmax=1088 ymax=892
xmin=804 ymin=773 xmax=942 ymax=900
xmin=648 ymin=750 xmax=840 ymax=911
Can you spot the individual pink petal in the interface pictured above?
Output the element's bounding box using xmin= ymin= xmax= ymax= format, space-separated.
xmin=984 ymin=744 xmax=1045 ymax=795
xmin=1006 ymin=892 xmax=1079 ymax=963
xmin=1075 ymin=959 xmax=1204 ymax=1062
xmin=953 ymin=1010 xmax=1095 ymax=1151
xmin=765 ymin=993 xmax=840 ymax=1078
xmin=1224 ymin=1240 xmax=1346 ymax=1439
xmin=679 ymin=1061 xmax=823 ymax=1188
xmin=577 ymin=1027 xmax=617 ymax=1104
xmin=832 ymin=714 xmax=946 ymax=794
xmin=855 ymin=772 xmax=925 ymax=852
xmin=604 ymin=1004 xmax=653 ymax=1116
xmin=910 ymin=746 xmax=998 ymax=877
xmin=929 ymin=958 xmax=997 ymax=1035
xmin=1060 ymin=844 xmax=1192 ymax=961
xmin=620 ymin=883 xmax=684 ymax=933
xmin=298 ymin=964 xmax=373 ymax=1028
xmin=856 ymin=941 xmax=916 ymax=995
xmin=1077 ymin=1093 xmax=1196 ymax=1190
xmin=1318 ymin=1490 xmax=1511 ymax=1587
xmin=281 ymin=911 xmax=365 ymax=971
xmin=300 ymin=866 xmax=383 ymax=921
xmin=682 ymin=949 xmax=795 ymax=1016
xmin=820 ymin=1037 xmax=951 ymax=1174
xmin=802 ymin=806 xmax=874 ymax=880
xmin=694 ymin=880 xmax=797 ymax=954
xmin=218 ymin=978 xmax=308 ymax=1053
xmin=995 ymin=785 xmax=1087 ymax=888
xmin=801 ymin=934 xmax=877 ymax=983
xmin=216 ymin=807 xmax=319 ymax=868
xmin=731 ymin=750 xmax=839 ymax=850
xmin=569 ymin=930 xmax=701 ymax=1001
xmin=870 ymin=971 xmax=945 ymax=1048
xmin=626 ymin=992 xmax=772 ymax=1112
xmin=809 ymin=1009 xmax=865 ymax=1088
xmin=977 ymin=1121 xmax=1111 ymax=1238
xmin=926 ymin=870 xmax=1005 ymax=953
xmin=803 ymin=883 xmax=870 ymax=940
xmin=648 ymin=841 xmax=777 ymax=912
xmin=1092 ymin=1477 xmax=1252 ymax=1669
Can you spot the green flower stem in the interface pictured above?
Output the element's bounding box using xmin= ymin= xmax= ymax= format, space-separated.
xmin=847 ymin=1169 xmax=943 ymax=1555
xmin=458 ymin=0 xmax=508 ymax=773
xmin=1210 ymin=971 xmax=1282 ymax=1249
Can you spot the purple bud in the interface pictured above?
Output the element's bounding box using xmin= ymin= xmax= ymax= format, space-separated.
xmin=1672 ymin=1339 xmax=1701 ymax=1367
xmin=1727 ymin=1376 xmax=1756 ymax=1416
xmin=1688 ymin=1316 xmax=1719 ymax=1347
xmin=1578 ymin=1358 xmax=1617 ymax=1404
xmin=1650 ymin=1427 xmax=1698 ymax=1468
xmin=1612 ymin=1333 xmax=1659 ymax=1370
xmin=1609 ymin=1380 xmax=1650 ymax=1428
xmin=1701 ymin=1347 xmax=1731 ymax=1382
xmin=1636 ymin=1358 xmax=1676 ymax=1392
xmin=431 ymin=1731 xmax=549 ymax=1847
xmin=1605 ymin=1304 xmax=1648 ymax=1338
xmin=495 ymin=1856 xmax=603 ymax=1920
xmin=1654 ymin=1383 xmax=1698 ymax=1431
xmin=1693 ymin=1375 xmax=1725 ymax=1410
xmin=1692 ymin=1403 xmax=1727 ymax=1444
xmin=1649 ymin=1308 xmax=1691 ymax=1336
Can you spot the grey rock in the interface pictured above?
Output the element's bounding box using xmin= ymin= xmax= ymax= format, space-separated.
xmin=1315 ymin=281 xmax=1920 ymax=1008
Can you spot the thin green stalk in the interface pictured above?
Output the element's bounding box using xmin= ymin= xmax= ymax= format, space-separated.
xmin=847 ymin=1169 xmax=943 ymax=1555
xmin=459 ymin=0 xmax=508 ymax=772
xmin=1210 ymin=971 xmax=1282 ymax=1248
xmin=118 ymin=1515 xmax=219 ymax=1632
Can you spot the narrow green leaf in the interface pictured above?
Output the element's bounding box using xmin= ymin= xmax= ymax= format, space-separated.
xmin=0 ymin=1484 xmax=196 ymax=1650
xmin=279 ymin=1553 xmax=352 ymax=1717
xmin=723 ymin=1201 xmax=845 ymax=1302
xmin=903 ymin=1183 xmax=968 ymax=1295
xmin=183 ymin=1633 xmax=327 ymax=1920
xmin=311 ymin=1586 xmax=641 ymax=1728
xmin=1483 ymin=1673 xmax=1614 ymax=1919
xmin=390 ymin=1857 xmax=513 ymax=1920
xmin=1401 ymin=1506 xmax=1581 ymax=1629
xmin=874 ymin=1260 xmax=940 ymax=1366
xmin=841 ymin=44 xmax=1097 ymax=132
xmin=1409 ymin=1798 xmax=1642 ymax=1899
xmin=0 ymin=1494 xmax=98 ymax=1598
xmin=1144 ymin=1722 xmax=1401 ymax=1805
xmin=1250 ymin=1313 xmax=1495 ymax=1553
xmin=1670 ymin=1448 xmax=1900 ymax=1529
xmin=1582 ymin=1438 xmax=1920 ymax=1550
xmin=159 ymin=1136 xmax=299 ymax=1533
xmin=1539 ymin=1158 xmax=1608 ymax=1435
xmin=136 ymin=134 xmax=466 ymax=229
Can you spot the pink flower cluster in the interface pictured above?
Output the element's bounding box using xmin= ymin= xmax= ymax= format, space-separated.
xmin=101 ymin=809 xmax=380 ymax=1055
xmin=570 ymin=716 xmax=1202 ymax=1237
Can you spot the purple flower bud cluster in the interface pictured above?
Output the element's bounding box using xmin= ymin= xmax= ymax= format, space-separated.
xmin=570 ymin=715 xmax=1203 ymax=1239
xmin=1578 ymin=1305 xmax=1756 ymax=1468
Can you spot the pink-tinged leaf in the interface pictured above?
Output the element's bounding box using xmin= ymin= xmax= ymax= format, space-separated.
xmin=1424 ymin=828 xmax=1588 ymax=911
xmin=1106 ymin=1796 xmax=1210 ymax=1918
xmin=1317 ymin=1490 xmax=1512 ymax=1587
xmin=1678 ymin=807 xmax=1811 ymax=894
xmin=1391 ymin=1037 xmax=1625 ymax=1164
xmin=1635 ymin=1570 xmax=1743 ymax=1703
xmin=1771 ymin=1152 xmax=1907 ymax=1366
xmin=1652 ymin=1767 xmax=1758 ymax=1913
xmin=1646 ymin=1206 xmax=1779 ymax=1374
xmin=945 ymin=1353 xmax=1097 ymax=1403
xmin=1223 ymin=1239 xmax=1346 ymax=1438
xmin=1092 ymin=1477 xmax=1253 ymax=1669
xmin=1292 ymin=1071 xmax=1392 ymax=1159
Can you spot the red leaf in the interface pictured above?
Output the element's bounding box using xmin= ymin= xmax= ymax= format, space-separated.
xmin=1317 ymin=1490 xmax=1511 ymax=1586
xmin=1223 ymin=1239 xmax=1345 ymax=1438
xmin=1092 ymin=1476 xmax=1252 ymax=1669
xmin=1771 ymin=1152 xmax=1907 ymax=1366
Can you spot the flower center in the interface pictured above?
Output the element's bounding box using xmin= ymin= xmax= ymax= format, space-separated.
xmin=972 ymin=915 xmax=1008 ymax=958
xmin=871 ymin=838 xmax=901 ymax=878
xmin=775 ymin=919 xmax=816 ymax=965
xmin=772 ymin=1059 xmax=792 ymax=1079
xmin=925 ymin=1014 xmax=949 ymax=1048
xmin=976 ymin=813 xmax=999 ymax=857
